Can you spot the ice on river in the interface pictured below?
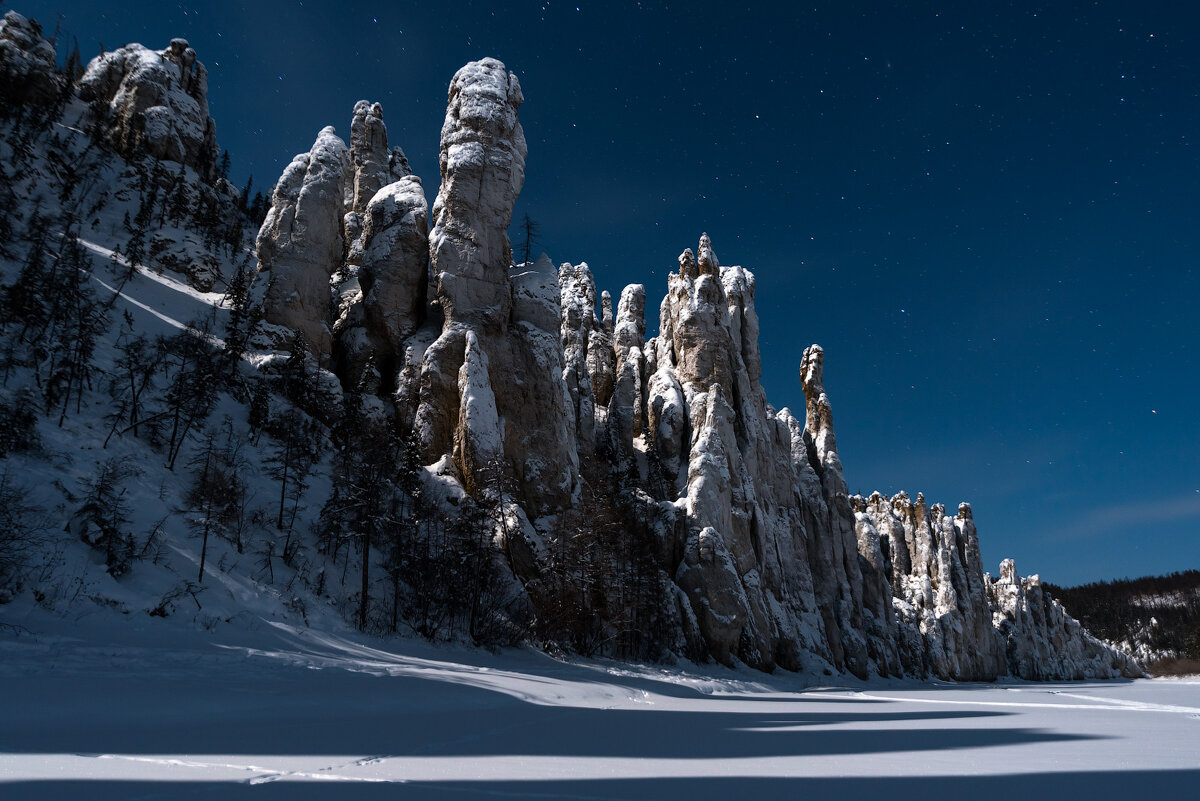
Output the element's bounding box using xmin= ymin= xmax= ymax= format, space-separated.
xmin=1 ymin=619 xmax=1197 ymax=800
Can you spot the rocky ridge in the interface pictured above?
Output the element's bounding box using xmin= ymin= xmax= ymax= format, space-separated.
xmin=0 ymin=11 xmax=62 ymax=106
xmin=248 ymin=57 xmax=1140 ymax=680
xmin=78 ymin=36 xmax=218 ymax=177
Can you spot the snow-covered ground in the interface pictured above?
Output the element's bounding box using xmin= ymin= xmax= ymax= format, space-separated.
xmin=1 ymin=616 xmax=1197 ymax=800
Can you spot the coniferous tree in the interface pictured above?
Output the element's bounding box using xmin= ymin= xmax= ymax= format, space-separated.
xmin=517 ymin=212 xmax=539 ymax=267
xmin=103 ymin=328 xmax=164 ymax=446
xmin=157 ymin=319 xmax=221 ymax=469
xmin=0 ymin=468 xmax=54 ymax=603
xmin=183 ymin=419 xmax=250 ymax=582
xmin=73 ymin=459 xmax=139 ymax=577
xmin=220 ymin=255 xmax=259 ymax=379
xmin=238 ymin=174 xmax=253 ymax=213
xmin=46 ymin=235 xmax=110 ymax=425
xmin=264 ymin=407 xmax=320 ymax=553
xmin=167 ymin=162 xmax=190 ymax=225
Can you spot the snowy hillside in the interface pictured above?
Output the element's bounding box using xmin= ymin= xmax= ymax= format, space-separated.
xmin=1046 ymin=571 xmax=1200 ymax=671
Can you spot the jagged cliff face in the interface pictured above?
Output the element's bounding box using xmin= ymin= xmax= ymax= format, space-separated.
xmin=988 ymin=558 xmax=1141 ymax=679
xmin=249 ymin=56 xmax=1140 ymax=681
xmin=854 ymin=492 xmax=1008 ymax=679
xmin=254 ymin=99 xmax=426 ymax=374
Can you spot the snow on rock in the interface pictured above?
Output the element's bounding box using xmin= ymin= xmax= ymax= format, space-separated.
xmin=614 ymin=283 xmax=646 ymax=374
xmin=349 ymin=100 xmax=411 ymax=215
xmin=256 ymin=98 xmax=426 ymax=375
xmin=455 ymin=329 xmax=504 ymax=489
xmin=855 ymin=492 xmax=1006 ymax=680
xmin=358 ymin=176 xmax=430 ymax=362
xmin=0 ymin=15 xmax=1140 ymax=692
xmin=409 ymin=58 xmax=576 ymax=524
xmin=549 ymin=229 xmax=1133 ymax=680
xmin=0 ymin=11 xmax=61 ymax=106
xmin=428 ymin=57 xmax=526 ymax=330
xmin=559 ymin=262 xmax=601 ymax=454
xmin=988 ymin=558 xmax=1144 ymax=679
xmin=99 ymin=48 xmax=1128 ymax=682
xmin=343 ymin=99 xmax=414 ymax=269
xmin=627 ymin=237 xmax=840 ymax=673
xmin=256 ymin=126 xmax=349 ymax=359
xmin=78 ymin=37 xmax=218 ymax=176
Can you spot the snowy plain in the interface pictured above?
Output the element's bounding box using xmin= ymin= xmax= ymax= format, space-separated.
xmin=2 ymin=611 xmax=1199 ymax=801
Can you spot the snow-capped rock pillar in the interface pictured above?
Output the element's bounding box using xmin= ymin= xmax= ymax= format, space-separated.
xmin=429 ymin=57 xmax=527 ymax=331
xmin=256 ymin=126 xmax=350 ymax=359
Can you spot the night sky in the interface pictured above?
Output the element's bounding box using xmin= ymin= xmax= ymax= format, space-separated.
xmin=18 ymin=1 xmax=1200 ymax=585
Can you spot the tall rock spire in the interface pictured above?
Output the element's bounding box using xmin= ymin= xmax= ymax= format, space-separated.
xmin=409 ymin=58 xmax=576 ymax=523
xmin=429 ymin=57 xmax=527 ymax=330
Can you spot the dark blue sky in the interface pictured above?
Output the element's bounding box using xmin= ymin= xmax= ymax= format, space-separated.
xmin=22 ymin=1 xmax=1200 ymax=585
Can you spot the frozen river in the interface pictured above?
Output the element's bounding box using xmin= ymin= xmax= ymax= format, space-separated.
xmin=2 ymin=621 xmax=1198 ymax=800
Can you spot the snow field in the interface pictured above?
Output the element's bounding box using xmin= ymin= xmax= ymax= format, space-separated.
xmin=1 ymin=618 xmax=1198 ymax=800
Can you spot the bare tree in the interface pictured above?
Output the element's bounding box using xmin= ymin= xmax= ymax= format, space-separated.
xmin=516 ymin=212 xmax=539 ymax=267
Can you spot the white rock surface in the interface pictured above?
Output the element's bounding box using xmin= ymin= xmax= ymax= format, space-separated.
xmin=256 ymin=126 xmax=349 ymax=358
xmin=350 ymin=100 xmax=411 ymax=214
xmin=988 ymin=558 xmax=1143 ymax=679
xmin=78 ymin=37 xmax=218 ymax=175
xmin=428 ymin=58 xmax=527 ymax=330
xmin=359 ymin=176 xmax=430 ymax=360
xmin=409 ymin=58 xmax=576 ymax=524
xmin=244 ymin=59 xmax=1138 ymax=682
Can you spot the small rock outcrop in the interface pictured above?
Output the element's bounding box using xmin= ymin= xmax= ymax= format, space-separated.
xmin=78 ymin=37 xmax=218 ymax=176
xmin=988 ymin=559 xmax=1143 ymax=679
xmin=0 ymin=11 xmax=61 ymax=107
xmin=344 ymin=100 xmax=413 ymax=260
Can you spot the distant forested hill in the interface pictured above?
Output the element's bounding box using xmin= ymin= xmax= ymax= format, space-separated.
xmin=1045 ymin=571 xmax=1200 ymax=674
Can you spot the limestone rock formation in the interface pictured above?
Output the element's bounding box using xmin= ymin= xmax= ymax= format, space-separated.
xmin=359 ymin=176 xmax=430 ymax=361
xmin=988 ymin=559 xmax=1143 ymax=679
xmin=78 ymin=37 xmax=218 ymax=175
xmin=407 ymin=57 xmax=575 ymax=521
xmin=854 ymin=492 xmax=1007 ymax=679
xmin=245 ymin=56 xmax=1137 ymax=682
xmin=542 ymin=230 xmax=1131 ymax=681
xmin=633 ymin=237 xmax=844 ymax=673
xmin=0 ymin=11 xmax=61 ymax=107
xmin=256 ymin=99 xmax=428 ymax=371
xmin=256 ymin=126 xmax=349 ymax=358
xmin=428 ymin=57 xmax=527 ymax=330
xmin=344 ymin=100 xmax=413 ymax=261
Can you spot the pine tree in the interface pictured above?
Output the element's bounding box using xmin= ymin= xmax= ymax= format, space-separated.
xmin=517 ymin=212 xmax=539 ymax=267
xmin=264 ymin=407 xmax=320 ymax=555
xmin=157 ymin=319 xmax=221 ymax=469
xmin=103 ymin=330 xmax=163 ymax=446
xmin=73 ymin=459 xmax=140 ymax=577
xmin=220 ymin=256 xmax=259 ymax=378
